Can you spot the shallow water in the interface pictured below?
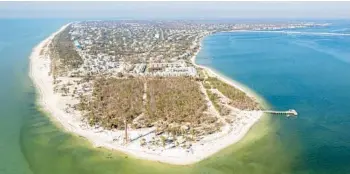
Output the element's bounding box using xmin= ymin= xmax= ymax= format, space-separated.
xmin=1 ymin=19 xmax=349 ymax=174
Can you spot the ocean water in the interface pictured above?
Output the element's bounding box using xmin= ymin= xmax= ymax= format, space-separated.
xmin=196 ymin=21 xmax=350 ymax=173
xmin=0 ymin=19 xmax=350 ymax=174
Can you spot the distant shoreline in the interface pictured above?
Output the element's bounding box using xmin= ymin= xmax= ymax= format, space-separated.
xmin=29 ymin=23 xmax=264 ymax=165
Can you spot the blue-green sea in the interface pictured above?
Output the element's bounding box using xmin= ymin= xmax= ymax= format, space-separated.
xmin=1 ymin=19 xmax=350 ymax=174
xmin=196 ymin=21 xmax=350 ymax=173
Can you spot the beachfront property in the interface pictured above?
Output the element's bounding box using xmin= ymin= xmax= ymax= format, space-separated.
xmin=148 ymin=60 xmax=187 ymax=68
xmin=145 ymin=60 xmax=197 ymax=77
xmin=145 ymin=66 xmax=197 ymax=77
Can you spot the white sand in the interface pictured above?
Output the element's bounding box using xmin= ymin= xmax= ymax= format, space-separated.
xmin=29 ymin=24 xmax=264 ymax=165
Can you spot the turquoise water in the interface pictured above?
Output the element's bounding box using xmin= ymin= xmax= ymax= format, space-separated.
xmin=196 ymin=21 xmax=350 ymax=173
xmin=0 ymin=19 xmax=70 ymax=174
xmin=1 ymin=19 xmax=350 ymax=174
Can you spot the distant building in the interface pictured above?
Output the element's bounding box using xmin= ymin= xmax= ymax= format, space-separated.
xmin=148 ymin=60 xmax=186 ymax=69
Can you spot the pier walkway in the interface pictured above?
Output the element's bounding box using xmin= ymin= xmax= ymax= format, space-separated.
xmin=263 ymin=109 xmax=298 ymax=117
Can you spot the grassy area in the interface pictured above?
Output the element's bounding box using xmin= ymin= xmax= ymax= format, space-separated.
xmin=206 ymin=77 xmax=260 ymax=110
xmin=206 ymin=89 xmax=230 ymax=116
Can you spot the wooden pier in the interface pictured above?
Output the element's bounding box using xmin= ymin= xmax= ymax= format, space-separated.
xmin=263 ymin=109 xmax=298 ymax=117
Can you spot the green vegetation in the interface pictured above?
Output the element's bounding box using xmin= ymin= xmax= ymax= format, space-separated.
xmin=79 ymin=77 xmax=144 ymax=129
xmin=145 ymin=77 xmax=221 ymax=135
xmin=49 ymin=25 xmax=83 ymax=76
xmin=78 ymin=77 xmax=221 ymax=136
xmin=77 ymin=75 xmax=259 ymax=135
xmin=206 ymin=89 xmax=230 ymax=116
xmin=206 ymin=77 xmax=260 ymax=110
xmin=145 ymin=77 xmax=207 ymax=126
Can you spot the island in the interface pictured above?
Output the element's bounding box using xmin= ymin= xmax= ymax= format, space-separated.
xmin=30 ymin=20 xmax=315 ymax=165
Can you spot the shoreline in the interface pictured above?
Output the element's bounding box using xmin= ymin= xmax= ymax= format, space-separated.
xmin=29 ymin=24 xmax=264 ymax=165
xmin=190 ymin=35 xmax=268 ymax=108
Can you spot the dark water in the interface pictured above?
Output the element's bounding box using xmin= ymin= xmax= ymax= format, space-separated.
xmin=196 ymin=21 xmax=350 ymax=173
xmin=1 ymin=19 xmax=350 ymax=174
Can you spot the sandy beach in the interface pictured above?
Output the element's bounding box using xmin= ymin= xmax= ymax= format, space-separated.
xmin=29 ymin=24 xmax=264 ymax=165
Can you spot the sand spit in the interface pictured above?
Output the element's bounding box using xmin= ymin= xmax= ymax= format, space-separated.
xmin=29 ymin=24 xmax=263 ymax=165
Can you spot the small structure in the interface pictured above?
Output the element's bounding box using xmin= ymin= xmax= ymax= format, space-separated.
xmin=264 ymin=109 xmax=298 ymax=117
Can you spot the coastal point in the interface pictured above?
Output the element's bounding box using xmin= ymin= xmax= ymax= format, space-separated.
xmin=30 ymin=20 xmax=313 ymax=165
xmin=2 ymin=1 xmax=350 ymax=173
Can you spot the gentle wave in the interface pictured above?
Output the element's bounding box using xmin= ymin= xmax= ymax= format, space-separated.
xmin=234 ymin=30 xmax=350 ymax=36
xmin=331 ymin=28 xmax=350 ymax=33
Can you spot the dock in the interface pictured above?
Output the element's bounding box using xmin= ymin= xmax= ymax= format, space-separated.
xmin=263 ymin=109 xmax=298 ymax=117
